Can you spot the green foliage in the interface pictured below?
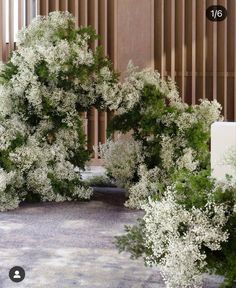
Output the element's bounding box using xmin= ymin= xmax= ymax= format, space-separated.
xmin=109 ymin=67 xmax=235 ymax=285
xmin=48 ymin=172 xmax=86 ymax=200
xmin=77 ymin=26 xmax=99 ymax=43
xmin=0 ymin=12 xmax=117 ymax=209
xmin=115 ymin=219 xmax=151 ymax=261
xmin=108 ymin=84 xmax=167 ymax=168
xmin=116 ymin=169 xmax=236 ymax=286
xmin=35 ymin=60 xmax=50 ymax=84
xmin=173 ymin=170 xmax=236 ymax=286
xmin=0 ymin=60 xmax=18 ymax=84
xmin=0 ymin=150 xmax=14 ymax=172
xmin=108 ymin=83 xmax=214 ymax=173
xmin=172 ymin=169 xmax=214 ymax=209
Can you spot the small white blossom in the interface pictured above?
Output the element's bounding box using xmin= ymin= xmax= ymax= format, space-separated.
xmin=142 ymin=188 xmax=229 ymax=288
xmin=125 ymin=165 xmax=160 ymax=209
xmin=176 ymin=148 xmax=199 ymax=172
xmin=98 ymin=137 xmax=143 ymax=190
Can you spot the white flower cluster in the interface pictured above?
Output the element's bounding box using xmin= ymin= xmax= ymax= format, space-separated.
xmin=100 ymin=61 xmax=167 ymax=113
xmin=16 ymin=11 xmax=75 ymax=47
xmin=0 ymin=169 xmax=24 ymax=211
xmin=159 ymin=99 xmax=222 ymax=174
xmin=194 ymin=99 xmax=223 ymax=131
xmin=0 ymin=12 xmax=111 ymax=210
xmin=104 ymin=64 xmax=222 ymax=210
xmin=160 ymin=135 xmax=175 ymax=172
xmin=0 ymin=85 xmax=13 ymax=117
xmin=98 ymin=137 xmax=143 ymax=190
xmin=142 ymin=188 xmax=229 ymax=288
xmin=125 ymin=165 xmax=160 ymax=209
xmin=0 ymin=114 xmax=28 ymax=150
xmin=176 ymin=148 xmax=199 ymax=172
xmin=160 ymin=135 xmax=199 ymax=173
xmin=7 ymin=27 xmax=97 ymax=115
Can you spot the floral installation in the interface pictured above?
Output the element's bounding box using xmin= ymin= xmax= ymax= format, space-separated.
xmin=116 ymin=169 xmax=236 ymax=287
xmin=142 ymin=188 xmax=229 ymax=288
xmin=108 ymin=65 xmax=236 ymax=286
xmin=0 ymin=10 xmax=235 ymax=287
xmin=107 ymin=64 xmax=222 ymax=208
xmin=0 ymin=11 xmax=120 ymax=210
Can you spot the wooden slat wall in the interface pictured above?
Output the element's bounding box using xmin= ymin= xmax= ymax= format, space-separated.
xmin=154 ymin=0 xmax=236 ymax=120
xmin=1 ymin=0 xmax=236 ymax=163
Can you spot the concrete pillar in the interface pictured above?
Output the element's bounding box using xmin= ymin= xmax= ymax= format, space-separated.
xmin=211 ymin=122 xmax=236 ymax=181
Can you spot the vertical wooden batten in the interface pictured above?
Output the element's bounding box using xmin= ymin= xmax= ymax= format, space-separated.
xmin=217 ymin=0 xmax=228 ymax=119
xmin=191 ymin=0 xmax=196 ymax=104
xmin=59 ymin=0 xmax=68 ymax=12
xmin=79 ymin=0 xmax=88 ymax=27
xmin=49 ymin=0 xmax=60 ymax=12
xmin=170 ymin=0 xmax=175 ymax=80
xmin=234 ymin=1 xmax=236 ymax=120
xmin=115 ymin=0 xmax=154 ymax=76
xmin=1 ymin=0 xmax=7 ymax=61
xmin=87 ymin=0 xmax=99 ymax=160
xmin=99 ymin=0 xmax=108 ymax=55
xmin=175 ymin=0 xmax=185 ymax=100
xmin=212 ymin=0 xmax=218 ymax=100
xmin=202 ymin=0 xmax=206 ymax=101
xmin=9 ymin=0 xmax=15 ymax=51
xmin=154 ymin=0 xmax=164 ymax=77
xmin=98 ymin=0 xmax=108 ymax=145
xmin=26 ymin=0 xmax=32 ymax=25
xmin=0 ymin=0 xmax=3 ymax=61
xmin=196 ymin=0 xmax=206 ymax=100
xmin=38 ymin=0 xmax=49 ymax=15
xmin=68 ymin=0 xmax=79 ymax=26
xmin=18 ymin=0 xmax=24 ymax=30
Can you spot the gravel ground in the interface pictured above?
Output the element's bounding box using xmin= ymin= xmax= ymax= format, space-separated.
xmin=0 ymin=190 xmax=224 ymax=288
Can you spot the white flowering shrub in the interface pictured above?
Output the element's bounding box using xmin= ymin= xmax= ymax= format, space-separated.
xmin=124 ymin=165 xmax=160 ymax=208
xmin=143 ymin=189 xmax=228 ymax=288
xmin=0 ymin=11 xmax=120 ymax=210
xmin=111 ymin=65 xmax=236 ymax=286
xmin=108 ymin=64 xmax=222 ymax=208
xmin=103 ymin=62 xmax=162 ymax=113
xmin=0 ymin=168 xmax=24 ymax=211
xmin=116 ymin=170 xmax=236 ymax=287
xmin=98 ymin=137 xmax=143 ymax=190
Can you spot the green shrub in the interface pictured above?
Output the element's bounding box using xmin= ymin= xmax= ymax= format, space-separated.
xmin=108 ymin=64 xmax=235 ymax=286
xmin=0 ymin=11 xmax=117 ymax=209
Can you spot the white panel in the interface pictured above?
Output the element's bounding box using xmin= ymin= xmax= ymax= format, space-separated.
xmin=211 ymin=122 xmax=236 ymax=181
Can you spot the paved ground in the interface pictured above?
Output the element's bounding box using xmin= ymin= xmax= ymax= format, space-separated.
xmin=0 ymin=190 xmax=224 ymax=288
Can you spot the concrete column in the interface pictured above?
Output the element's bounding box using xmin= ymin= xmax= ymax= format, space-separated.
xmin=211 ymin=122 xmax=236 ymax=181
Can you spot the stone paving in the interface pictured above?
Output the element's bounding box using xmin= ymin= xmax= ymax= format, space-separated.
xmin=0 ymin=190 xmax=224 ymax=288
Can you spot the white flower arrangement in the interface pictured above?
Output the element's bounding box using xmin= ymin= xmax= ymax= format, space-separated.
xmin=0 ymin=11 xmax=118 ymax=210
xmin=142 ymin=188 xmax=229 ymax=288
